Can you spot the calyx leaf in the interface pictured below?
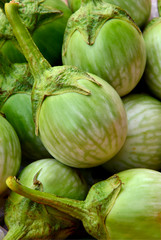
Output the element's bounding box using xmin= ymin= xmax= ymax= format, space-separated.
xmin=32 ymin=65 xmax=102 ymax=135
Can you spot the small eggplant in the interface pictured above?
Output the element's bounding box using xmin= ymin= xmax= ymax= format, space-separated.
xmin=5 ymin=1 xmax=128 ymax=168
xmin=67 ymin=0 xmax=151 ymax=28
xmin=0 ymin=113 xmax=21 ymax=195
xmin=103 ymin=93 xmax=161 ymax=173
xmin=4 ymin=158 xmax=88 ymax=239
xmin=62 ymin=0 xmax=146 ymax=97
xmin=143 ymin=16 xmax=161 ymax=100
xmin=6 ymin=168 xmax=161 ymax=239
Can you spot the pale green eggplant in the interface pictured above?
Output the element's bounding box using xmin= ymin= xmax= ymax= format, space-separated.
xmin=143 ymin=16 xmax=161 ymax=100
xmin=62 ymin=0 xmax=146 ymax=97
xmin=4 ymin=158 xmax=88 ymax=239
xmin=103 ymin=93 xmax=161 ymax=173
xmin=67 ymin=0 xmax=151 ymax=28
xmin=6 ymin=168 xmax=161 ymax=240
xmin=5 ymin=1 xmax=128 ymax=168
xmin=0 ymin=114 xmax=21 ymax=195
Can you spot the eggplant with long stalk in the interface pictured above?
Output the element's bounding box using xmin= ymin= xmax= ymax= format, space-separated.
xmin=0 ymin=0 xmax=72 ymax=65
xmin=4 ymin=158 xmax=89 ymax=239
xmin=6 ymin=168 xmax=161 ymax=239
xmin=4 ymin=0 xmax=127 ymax=168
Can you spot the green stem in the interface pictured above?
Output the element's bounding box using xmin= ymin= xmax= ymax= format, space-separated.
xmin=3 ymin=225 xmax=26 ymax=240
xmin=158 ymin=0 xmax=161 ymax=17
xmin=5 ymin=1 xmax=51 ymax=81
xmin=6 ymin=176 xmax=87 ymax=222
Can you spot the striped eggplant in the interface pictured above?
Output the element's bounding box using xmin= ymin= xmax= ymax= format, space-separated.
xmin=6 ymin=168 xmax=161 ymax=239
xmin=5 ymin=1 xmax=128 ymax=168
xmin=0 ymin=113 xmax=21 ymax=195
xmin=0 ymin=0 xmax=72 ymax=65
xmin=67 ymin=0 xmax=151 ymax=28
xmin=4 ymin=158 xmax=88 ymax=239
xmin=0 ymin=53 xmax=50 ymax=160
xmin=143 ymin=16 xmax=161 ymax=100
xmin=103 ymin=93 xmax=161 ymax=173
xmin=62 ymin=0 xmax=146 ymax=97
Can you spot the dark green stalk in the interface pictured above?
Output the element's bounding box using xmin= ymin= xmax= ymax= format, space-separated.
xmin=5 ymin=1 xmax=98 ymax=134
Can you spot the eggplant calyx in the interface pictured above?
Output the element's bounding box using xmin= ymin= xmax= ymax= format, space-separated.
xmin=31 ymin=65 xmax=102 ymax=135
xmin=82 ymin=174 xmax=122 ymax=240
xmin=0 ymin=0 xmax=63 ymax=41
xmin=62 ymin=0 xmax=141 ymax=57
xmin=0 ymin=53 xmax=33 ymax=109
xmin=14 ymin=0 xmax=63 ymax=33
xmin=5 ymin=176 xmax=79 ymax=240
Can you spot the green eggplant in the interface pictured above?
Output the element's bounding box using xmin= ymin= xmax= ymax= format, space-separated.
xmin=0 ymin=0 xmax=72 ymax=65
xmin=0 ymin=113 xmax=21 ymax=195
xmin=143 ymin=16 xmax=161 ymax=100
xmin=5 ymin=1 xmax=128 ymax=168
xmin=0 ymin=53 xmax=51 ymax=161
xmin=4 ymin=158 xmax=88 ymax=239
xmin=67 ymin=0 xmax=151 ymax=28
xmin=62 ymin=0 xmax=146 ymax=97
xmin=6 ymin=168 xmax=161 ymax=240
xmin=103 ymin=93 xmax=161 ymax=173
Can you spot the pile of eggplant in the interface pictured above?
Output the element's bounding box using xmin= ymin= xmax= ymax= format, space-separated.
xmin=0 ymin=0 xmax=161 ymax=239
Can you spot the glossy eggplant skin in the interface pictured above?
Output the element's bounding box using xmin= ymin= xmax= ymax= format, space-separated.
xmin=1 ymin=0 xmax=72 ymax=65
xmin=0 ymin=114 xmax=21 ymax=195
xmin=1 ymin=93 xmax=51 ymax=161
xmin=62 ymin=1 xmax=146 ymax=97
xmin=4 ymin=158 xmax=88 ymax=239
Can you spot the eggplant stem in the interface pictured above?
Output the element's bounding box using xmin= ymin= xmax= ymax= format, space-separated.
xmin=3 ymin=225 xmax=26 ymax=240
xmin=5 ymin=1 xmax=51 ymax=80
xmin=6 ymin=176 xmax=87 ymax=221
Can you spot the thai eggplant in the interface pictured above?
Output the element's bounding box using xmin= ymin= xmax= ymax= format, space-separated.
xmin=0 ymin=0 xmax=72 ymax=65
xmin=5 ymin=1 xmax=128 ymax=168
xmin=62 ymin=0 xmax=146 ymax=97
xmin=67 ymin=0 xmax=151 ymax=28
xmin=4 ymin=158 xmax=88 ymax=239
xmin=103 ymin=93 xmax=161 ymax=172
xmin=0 ymin=113 xmax=21 ymax=195
xmin=0 ymin=53 xmax=51 ymax=160
xmin=143 ymin=15 xmax=161 ymax=100
xmin=6 ymin=168 xmax=161 ymax=240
